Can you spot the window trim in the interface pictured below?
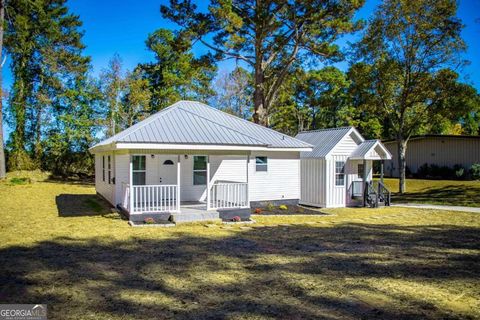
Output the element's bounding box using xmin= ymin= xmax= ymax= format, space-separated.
xmin=132 ymin=155 xmax=146 ymax=186
xmin=193 ymin=155 xmax=207 ymax=186
xmin=335 ymin=161 xmax=345 ymax=187
xmin=255 ymin=156 xmax=268 ymax=172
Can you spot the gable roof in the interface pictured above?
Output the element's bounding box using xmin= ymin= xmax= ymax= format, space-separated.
xmin=349 ymin=140 xmax=392 ymax=160
xmin=90 ymin=100 xmax=312 ymax=151
xmin=295 ymin=127 xmax=364 ymax=158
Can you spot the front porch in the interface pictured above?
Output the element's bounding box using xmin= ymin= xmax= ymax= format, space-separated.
xmin=119 ymin=153 xmax=251 ymax=222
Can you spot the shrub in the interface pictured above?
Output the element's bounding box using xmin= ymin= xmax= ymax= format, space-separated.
xmin=453 ymin=164 xmax=465 ymax=179
xmin=470 ymin=163 xmax=480 ymax=180
xmin=9 ymin=177 xmax=31 ymax=185
xmin=232 ymin=216 xmax=241 ymax=222
xmin=144 ymin=217 xmax=155 ymax=224
xmin=279 ymin=204 xmax=288 ymax=210
xmin=254 ymin=208 xmax=262 ymax=214
xmin=266 ymin=203 xmax=275 ymax=211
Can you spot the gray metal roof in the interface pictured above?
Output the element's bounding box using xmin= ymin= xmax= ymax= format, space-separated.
xmin=295 ymin=127 xmax=356 ymax=158
xmin=91 ymin=100 xmax=312 ymax=149
xmin=350 ymin=140 xmax=378 ymax=158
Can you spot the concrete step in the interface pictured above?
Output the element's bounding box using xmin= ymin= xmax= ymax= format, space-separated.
xmin=170 ymin=211 xmax=221 ymax=223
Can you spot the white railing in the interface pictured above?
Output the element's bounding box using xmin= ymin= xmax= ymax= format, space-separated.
xmin=122 ymin=182 xmax=131 ymax=211
xmin=209 ymin=182 xmax=248 ymax=209
xmin=124 ymin=184 xmax=179 ymax=214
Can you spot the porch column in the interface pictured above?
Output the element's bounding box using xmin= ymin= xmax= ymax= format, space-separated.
xmin=380 ymin=160 xmax=384 ymax=184
xmin=129 ymin=155 xmax=134 ymax=213
xmin=177 ymin=155 xmax=181 ymax=212
xmin=246 ymin=154 xmax=250 ymax=207
xmin=206 ymin=155 xmax=211 ymax=210
xmin=362 ymin=159 xmax=367 ymax=207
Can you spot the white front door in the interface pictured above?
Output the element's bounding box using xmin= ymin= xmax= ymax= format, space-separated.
xmin=157 ymin=155 xmax=177 ymax=185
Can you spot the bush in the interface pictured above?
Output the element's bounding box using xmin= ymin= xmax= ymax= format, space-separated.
xmin=279 ymin=204 xmax=288 ymax=210
xmin=453 ymin=164 xmax=465 ymax=179
xmin=254 ymin=208 xmax=262 ymax=214
xmin=266 ymin=203 xmax=275 ymax=211
xmin=470 ymin=164 xmax=480 ymax=180
xmin=9 ymin=177 xmax=31 ymax=185
xmin=232 ymin=216 xmax=241 ymax=222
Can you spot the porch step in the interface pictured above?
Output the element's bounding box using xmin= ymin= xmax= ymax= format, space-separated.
xmin=170 ymin=211 xmax=221 ymax=223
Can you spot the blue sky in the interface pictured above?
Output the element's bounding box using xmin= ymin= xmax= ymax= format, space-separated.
xmin=3 ymin=0 xmax=480 ymax=93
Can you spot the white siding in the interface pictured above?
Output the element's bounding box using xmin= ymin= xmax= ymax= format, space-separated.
xmin=249 ymin=151 xmax=300 ymax=202
xmin=300 ymin=159 xmax=326 ymax=207
xmin=94 ymin=152 xmax=115 ymax=205
xmin=330 ymin=133 xmax=359 ymax=155
xmin=345 ymin=159 xmax=372 ymax=207
xmin=114 ymin=154 xmax=130 ymax=206
xmin=325 ymin=156 xmax=349 ymax=207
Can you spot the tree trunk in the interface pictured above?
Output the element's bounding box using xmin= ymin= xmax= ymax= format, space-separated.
xmin=0 ymin=0 xmax=5 ymax=178
xmin=397 ymin=137 xmax=408 ymax=193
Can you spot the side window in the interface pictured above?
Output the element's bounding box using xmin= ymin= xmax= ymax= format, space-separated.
xmin=107 ymin=156 xmax=112 ymax=184
xmin=255 ymin=156 xmax=268 ymax=172
xmin=193 ymin=156 xmax=207 ymax=185
xmin=102 ymin=156 xmax=105 ymax=182
xmin=335 ymin=161 xmax=345 ymax=186
xmin=132 ymin=155 xmax=146 ymax=185
xmin=358 ymin=163 xmax=364 ymax=179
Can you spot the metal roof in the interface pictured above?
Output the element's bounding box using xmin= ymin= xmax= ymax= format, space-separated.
xmin=295 ymin=127 xmax=358 ymax=158
xmin=91 ymin=100 xmax=312 ymax=150
xmin=350 ymin=140 xmax=378 ymax=158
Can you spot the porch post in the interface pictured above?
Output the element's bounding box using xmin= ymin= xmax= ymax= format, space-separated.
xmin=246 ymin=154 xmax=250 ymax=207
xmin=380 ymin=160 xmax=384 ymax=184
xmin=129 ymin=155 xmax=134 ymax=213
xmin=177 ymin=155 xmax=181 ymax=212
xmin=362 ymin=159 xmax=367 ymax=207
xmin=206 ymin=155 xmax=211 ymax=210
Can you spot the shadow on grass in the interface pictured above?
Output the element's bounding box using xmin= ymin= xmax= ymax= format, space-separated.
xmin=393 ymin=185 xmax=480 ymax=206
xmin=56 ymin=194 xmax=114 ymax=217
xmin=0 ymin=223 xmax=479 ymax=319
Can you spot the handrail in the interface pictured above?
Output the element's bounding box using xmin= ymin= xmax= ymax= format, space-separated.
xmin=377 ymin=181 xmax=391 ymax=206
xmin=365 ymin=181 xmax=378 ymax=208
xmin=209 ymin=182 xmax=248 ymax=209
xmin=129 ymin=184 xmax=179 ymax=213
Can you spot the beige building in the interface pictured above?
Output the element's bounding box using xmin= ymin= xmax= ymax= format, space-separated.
xmin=383 ymin=135 xmax=480 ymax=177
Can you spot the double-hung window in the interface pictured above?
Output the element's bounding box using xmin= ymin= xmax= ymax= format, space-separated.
xmin=107 ymin=156 xmax=112 ymax=184
xmin=102 ymin=156 xmax=105 ymax=182
xmin=335 ymin=161 xmax=345 ymax=186
xmin=132 ymin=155 xmax=146 ymax=185
xmin=193 ymin=156 xmax=207 ymax=185
xmin=255 ymin=156 xmax=268 ymax=172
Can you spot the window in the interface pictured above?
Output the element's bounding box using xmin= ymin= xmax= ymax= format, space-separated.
xmin=255 ymin=156 xmax=268 ymax=172
xmin=132 ymin=155 xmax=146 ymax=185
xmin=358 ymin=163 xmax=364 ymax=179
xmin=193 ymin=156 xmax=207 ymax=185
xmin=335 ymin=161 xmax=345 ymax=186
xmin=102 ymin=156 xmax=105 ymax=182
xmin=107 ymin=156 xmax=112 ymax=184
xmin=163 ymin=160 xmax=174 ymax=165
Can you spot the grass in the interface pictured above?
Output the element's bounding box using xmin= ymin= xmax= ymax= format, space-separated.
xmin=379 ymin=178 xmax=480 ymax=207
xmin=0 ymin=177 xmax=479 ymax=319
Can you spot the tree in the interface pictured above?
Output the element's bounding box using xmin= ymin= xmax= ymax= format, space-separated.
xmin=5 ymin=0 xmax=91 ymax=171
xmin=119 ymin=69 xmax=152 ymax=129
xmin=138 ymin=29 xmax=217 ymax=111
xmin=354 ymin=0 xmax=467 ymax=193
xmin=211 ymin=67 xmax=252 ymax=119
xmin=99 ymin=54 xmax=125 ymax=137
xmin=0 ymin=0 xmax=5 ymax=179
xmin=160 ymin=0 xmax=364 ymax=126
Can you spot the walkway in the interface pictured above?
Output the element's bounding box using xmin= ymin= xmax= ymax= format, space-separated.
xmin=392 ymin=203 xmax=480 ymax=213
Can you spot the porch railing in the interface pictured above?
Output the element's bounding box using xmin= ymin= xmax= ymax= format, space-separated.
xmin=209 ymin=182 xmax=248 ymax=209
xmin=123 ymin=184 xmax=179 ymax=214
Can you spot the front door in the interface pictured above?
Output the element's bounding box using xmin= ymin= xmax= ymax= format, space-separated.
xmin=157 ymin=155 xmax=177 ymax=185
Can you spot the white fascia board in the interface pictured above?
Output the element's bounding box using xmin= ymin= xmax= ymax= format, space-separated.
xmin=115 ymin=143 xmax=313 ymax=152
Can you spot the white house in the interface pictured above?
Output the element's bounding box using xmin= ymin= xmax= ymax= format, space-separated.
xmin=295 ymin=127 xmax=392 ymax=208
xmin=89 ymin=100 xmax=313 ymax=223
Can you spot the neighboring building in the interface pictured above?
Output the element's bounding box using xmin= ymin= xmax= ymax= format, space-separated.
xmin=383 ymin=135 xmax=480 ymax=177
xmin=295 ymin=127 xmax=392 ymax=208
xmin=89 ymin=100 xmax=312 ymax=223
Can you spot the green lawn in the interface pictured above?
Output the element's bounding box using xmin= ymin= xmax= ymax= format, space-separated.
xmin=380 ymin=178 xmax=480 ymax=207
xmin=0 ymin=176 xmax=479 ymax=319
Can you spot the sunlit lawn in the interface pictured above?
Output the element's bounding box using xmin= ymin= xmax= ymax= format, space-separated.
xmin=380 ymin=178 xmax=480 ymax=207
xmin=0 ymin=175 xmax=479 ymax=319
